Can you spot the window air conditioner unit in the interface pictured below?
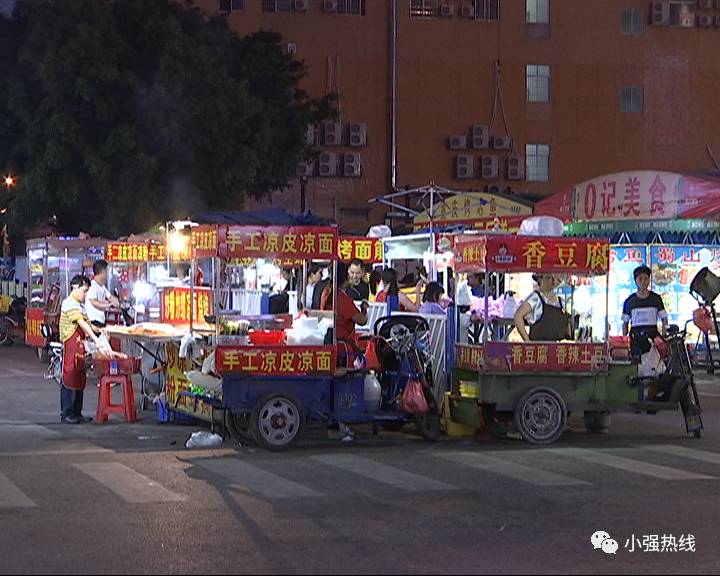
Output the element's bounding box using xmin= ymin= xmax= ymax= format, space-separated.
xmin=323 ymin=121 xmax=342 ymax=146
xmin=461 ymin=4 xmax=475 ymax=18
xmin=440 ymin=4 xmax=454 ymax=17
xmin=344 ymin=152 xmax=362 ymax=177
xmin=697 ymin=14 xmax=713 ymax=26
xmin=323 ymin=0 xmax=338 ymax=13
xmin=455 ymin=155 xmax=475 ymax=179
xmin=507 ymin=156 xmax=525 ymax=181
xmin=492 ymin=136 xmax=512 ymax=150
xmin=471 ymin=124 xmax=490 ymax=149
xmin=652 ymin=1 xmax=670 ymax=25
xmin=319 ymin=152 xmax=338 ymax=177
xmin=349 ymin=123 xmax=368 ymax=147
xmin=449 ymin=135 xmax=468 ymax=150
xmin=296 ymin=161 xmax=315 ymax=177
xmin=294 ymin=0 xmax=309 ymax=11
xmin=481 ymin=155 xmax=499 ymax=179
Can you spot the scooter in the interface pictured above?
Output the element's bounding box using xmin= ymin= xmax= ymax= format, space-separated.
xmin=0 ymin=296 xmax=27 ymax=346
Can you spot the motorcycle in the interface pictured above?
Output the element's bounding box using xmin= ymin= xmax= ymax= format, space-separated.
xmin=0 ymin=296 xmax=27 ymax=346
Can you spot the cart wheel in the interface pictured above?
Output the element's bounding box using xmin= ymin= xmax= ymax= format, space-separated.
xmin=416 ymin=397 xmax=441 ymax=441
xmin=251 ymin=394 xmax=304 ymax=452
xmin=0 ymin=322 xmax=11 ymax=346
xmin=583 ymin=411 xmax=611 ymax=433
xmin=227 ymin=411 xmax=255 ymax=444
xmin=514 ymin=387 xmax=567 ymax=445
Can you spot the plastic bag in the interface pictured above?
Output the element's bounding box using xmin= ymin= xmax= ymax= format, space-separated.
xmin=401 ymin=378 xmax=429 ymax=415
xmin=639 ymin=345 xmax=666 ymax=378
xmin=364 ymin=339 xmax=381 ymax=372
xmin=185 ymin=431 xmax=223 ymax=449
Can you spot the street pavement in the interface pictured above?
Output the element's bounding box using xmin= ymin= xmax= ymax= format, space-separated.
xmin=1 ymin=345 xmax=720 ymax=574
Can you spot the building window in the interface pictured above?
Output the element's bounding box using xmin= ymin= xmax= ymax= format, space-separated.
xmin=526 ymin=0 xmax=549 ymax=23
xmin=526 ymin=144 xmax=550 ymax=181
xmin=474 ymin=0 xmax=501 ymax=21
xmin=622 ymin=7 xmax=643 ymax=34
xmin=621 ymin=86 xmax=643 ymax=113
xmin=526 ymin=64 xmax=550 ymax=102
xmin=220 ymin=0 xmax=245 ymax=10
xmin=262 ymin=0 xmax=292 ymax=12
xmin=669 ymin=0 xmax=695 ymax=26
xmin=337 ymin=0 xmax=366 ymax=15
xmin=410 ymin=0 xmax=438 ymax=18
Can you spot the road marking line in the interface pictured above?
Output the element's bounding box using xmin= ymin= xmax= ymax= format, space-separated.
xmin=436 ymin=451 xmax=589 ymax=486
xmin=196 ymin=458 xmax=323 ymax=499
xmin=640 ymin=444 xmax=720 ymax=465
xmin=312 ymin=454 xmax=456 ymax=491
xmin=547 ymin=447 xmax=715 ymax=480
xmin=700 ymin=391 xmax=720 ymax=398
xmin=74 ymin=462 xmax=185 ymax=503
xmin=0 ymin=447 xmax=114 ymax=458
xmin=0 ymin=471 xmax=36 ymax=508
xmin=0 ymin=421 xmax=60 ymax=437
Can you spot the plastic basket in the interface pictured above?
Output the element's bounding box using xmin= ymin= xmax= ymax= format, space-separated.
xmin=249 ymin=330 xmax=286 ymax=345
xmin=93 ymin=357 xmax=142 ymax=376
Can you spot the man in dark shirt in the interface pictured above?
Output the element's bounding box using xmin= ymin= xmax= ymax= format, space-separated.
xmin=622 ymin=265 xmax=668 ymax=339
xmin=344 ymin=258 xmax=370 ymax=301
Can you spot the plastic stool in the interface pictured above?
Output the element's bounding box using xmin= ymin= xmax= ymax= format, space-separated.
xmin=96 ymin=375 xmax=137 ymax=423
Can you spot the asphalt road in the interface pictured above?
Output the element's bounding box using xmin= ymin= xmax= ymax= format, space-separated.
xmin=1 ymin=344 xmax=720 ymax=574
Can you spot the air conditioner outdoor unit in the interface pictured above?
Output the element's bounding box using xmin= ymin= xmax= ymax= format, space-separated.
xmin=449 ymin=135 xmax=468 ymax=150
xmin=455 ymin=155 xmax=475 ymax=179
xmin=697 ymin=14 xmax=713 ymax=26
xmin=697 ymin=0 xmax=713 ymax=8
xmin=652 ymin=1 xmax=670 ymax=25
xmin=440 ymin=4 xmax=454 ymax=17
xmin=323 ymin=121 xmax=342 ymax=146
xmin=349 ymin=123 xmax=368 ymax=147
xmin=323 ymin=0 xmax=338 ymax=13
xmin=294 ymin=0 xmax=309 ymax=11
xmin=319 ymin=152 xmax=338 ymax=177
xmin=481 ymin=155 xmax=499 ymax=179
xmin=461 ymin=4 xmax=475 ymax=18
xmin=344 ymin=152 xmax=362 ymax=177
xmin=715 ymin=14 xmax=720 ymax=26
xmin=471 ymin=124 xmax=490 ymax=149
xmin=507 ymin=156 xmax=525 ymax=181
xmin=492 ymin=136 xmax=512 ymax=150
xmin=716 ymin=0 xmax=720 ymax=9
xmin=296 ymin=161 xmax=315 ymax=177
xmin=305 ymin=125 xmax=316 ymax=146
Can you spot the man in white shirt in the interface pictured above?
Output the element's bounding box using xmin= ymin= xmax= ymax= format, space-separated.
xmin=86 ymin=259 xmax=119 ymax=328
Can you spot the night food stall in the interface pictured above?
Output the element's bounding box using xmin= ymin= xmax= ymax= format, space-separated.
xmin=25 ymin=236 xmax=107 ymax=357
xmin=449 ymin=233 xmax=703 ymax=444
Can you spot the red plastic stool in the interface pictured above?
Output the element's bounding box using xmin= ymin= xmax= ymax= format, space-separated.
xmin=96 ymin=375 xmax=137 ymax=423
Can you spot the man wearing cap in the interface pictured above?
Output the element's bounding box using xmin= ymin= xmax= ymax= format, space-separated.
xmin=622 ymin=265 xmax=668 ymax=355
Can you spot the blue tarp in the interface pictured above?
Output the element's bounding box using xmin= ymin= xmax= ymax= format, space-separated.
xmin=195 ymin=208 xmax=332 ymax=227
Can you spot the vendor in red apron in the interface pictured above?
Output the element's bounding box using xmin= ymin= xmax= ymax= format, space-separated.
xmin=59 ymin=275 xmax=103 ymax=424
xmin=513 ymin=274 xmax=571 ymax=341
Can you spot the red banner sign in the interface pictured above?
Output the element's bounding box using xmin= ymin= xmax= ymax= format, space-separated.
xmin=218 ymin=226 xmax=338 ymax=260
xmin=25 ymin=308 xmax=45 ymax=347
xmin=160 ymin=287 xmax=213 ymax=325
xmin=456 ymin=342 xmax=608 ymax=373
xmin=216 ymin=345 xmax=336 ymax=375
xmin=338 ymin=237 xmax=384 ymax=263
xmin=106 ymin=242 xmax=167 ymax=263
xmin=191 ymin=225 xmax=219 ymax=258
xmin=454 ymin=235 xmax=610 ymax=274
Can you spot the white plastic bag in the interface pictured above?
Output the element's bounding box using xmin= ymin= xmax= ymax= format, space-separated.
xmin=639 ymin=345 xmax=666 ymax=378
xmin=518 ymin=216 xmax=564 ymax=237
xmin=185 ymin=431 xmax=223 ymax=449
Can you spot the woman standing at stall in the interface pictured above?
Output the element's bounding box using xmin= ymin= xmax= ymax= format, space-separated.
xmin=375 ymin=268 xmax=423 ymax=313
xmin=513 ymin=274 xmax=571 ymax=342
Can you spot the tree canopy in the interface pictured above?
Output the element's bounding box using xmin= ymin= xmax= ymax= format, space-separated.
xmin=0 ymin=0 xmax=334 ymax=240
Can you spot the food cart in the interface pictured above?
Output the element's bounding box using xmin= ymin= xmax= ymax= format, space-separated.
xmin=449 ymin=233 xmax=703 ymax=444
xmin=25 ymin=236 xmax=107 ymax=357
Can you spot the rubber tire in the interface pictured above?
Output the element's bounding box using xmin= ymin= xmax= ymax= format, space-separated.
xmin=227 ymin=411 xmax=255 ymax=444
xmin=584 ymin=411 xmax=611 ymax=433
xmin=514 ymin=387 xmax=567 ymax=445
xmin=0 ymin=321 xmax=11 ymax=346
xmin=415 ymin=396 xmax=441 ymax=441
xmin=250 ymin=393 xmax=304 ymax=452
